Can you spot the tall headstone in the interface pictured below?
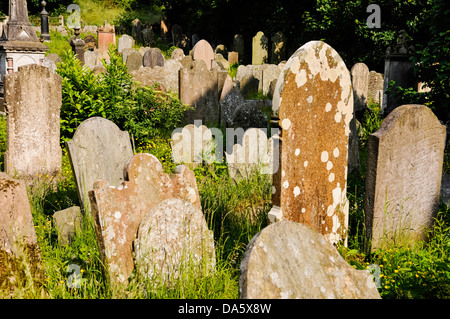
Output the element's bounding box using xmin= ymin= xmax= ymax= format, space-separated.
xmin=171 ymin=24 xmax=183 ymax=47
xmin=142 ymin=47 xmax=165 ymax=68
xmin=239 ymin=221 xmax=381 ymax=299
xmin=270 ymin=31 xmax=286 ymax=64
xmin=97 ymin=21 xmax=115 ymax=53
xmin=5 ymin=64 xmax=62 ymax=178
xmin=351 ymin=62 xmax=370 ymax=114
xmin=252 ymin=31 xmax=268 ymax=65
xmin=179 ymin=59 xmax=219 ymax=124
xmin=269 ymin=41 xmax=353 ymax=245
xmin=66 ymin=117 xmax=133 ymax=211
xmin=233 ymin=34 xmax=244 ymax=63
xmin=131 ymin=18 xmax=142 ymax=44
xmin=89 ymin=153 xmax=201 ymax=286
xmin=141 ymin=28 xmax=154 ymax=47
xmin=368 ymin=71 xmax=384 ymax=106
xmin=192 ymin=39 xmax=215 ymax=70
xmin=364 ymin=104 xmax=446 ymax=251
xmin=118 ymin=34 xmax=134 ymax=54
xmin=382 ymin=30 xmax=415 ymax=115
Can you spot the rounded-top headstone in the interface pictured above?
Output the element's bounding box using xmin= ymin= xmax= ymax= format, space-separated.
xmin=239 ymin=221 xmax=381 ymax=299
xmin=270 ymin=41 xmax=353 ymax=245
xmin=143 ymin=48 xmax=165 ymax=68
xmin=192 ymin=39 xmax=214 ymax=70
xmin=126 ymin=51 xmax=143 ymax=72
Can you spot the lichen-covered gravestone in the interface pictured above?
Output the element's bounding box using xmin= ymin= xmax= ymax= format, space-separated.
xmin=88 ymin=153 xmax=201 ymax=286
xmin=364 ymin=104 xmax=446 ymax=251
xmin=134 ymin=198 xmax=215 ymax=283
xmin=142 ymin=48 xmax=165 ymax=68
xmin=4 ymin=64 xmax=62 ymax=178
xmin=126 ymin=51 xmax=143 ymax=72
xmin=239 ymin=221 xmax=381 ymax=299
xmin=66 ymin=117 xmax=133 ymax=210
xmin=269 ymin=41 xmax=353 ymax=245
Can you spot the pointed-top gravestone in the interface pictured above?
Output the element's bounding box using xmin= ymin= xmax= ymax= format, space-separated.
xmin=66 ymin=117 xmax=133 ymax=211
xmin=269 ymin=41 xmax=353 ymax=245
xmin=192 ymin=39 xmax=214 ymax=70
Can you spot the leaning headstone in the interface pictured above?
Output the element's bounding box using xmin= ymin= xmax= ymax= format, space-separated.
xmin=179 ymin=59 xmax=219 ymax=124
xmin=126 ymin=51 xmax=143 ymax=72
xmin=271 ymin=31 xmax=286 ymax=64
xmin=364 ymin=104 xmax=446 ymax=251
xmin=269 ymin=41 xmax=353 ymax=245
xmin=4 ymin=64 xmax=62 ymax=178
xmin=142 ymin=48 xmax=165 ymax=68
xmin=66 ymin=117 xmax=133 ymax=210
xmin=239 ymin=221 xmax=381 ymax=299
xmin=351 ymin=63 xmax=370 ymax=114
xmin=192 ymin=39 xmax=215 ymax=70
xmin=252 ymin=31 xmax=268 ymax=65
xmin=88 ymin=153 xmax=201 ymax=286
xmin=134 ymin=198 xmax=215 ymax=283
xmin=118 ymin=34 xmax=134 ymax=54
xmin=53 ymin=206 xmax=82 ymax=246
xmin=0 ymin=173 xmax=40 ymax=263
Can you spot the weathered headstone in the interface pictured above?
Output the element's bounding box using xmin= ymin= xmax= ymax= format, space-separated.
xmin=4 ymin=64 xmax=62 ymax=178
xmin=215 ymin=44 xmax=227 ymax=57
xmin=179 ymin=59 xmax=219 ymax=124
xmin=134 ymin=198 xmax=215 ymax=282
xmin=271 ymin=31 xmax=286 ymax=64
xmin=53 ymin=206 xmax=82 ymax=246
xmin=192 ymin=39 xmax=215 ymax=70
xmin=0 ymin=172 xmax=40 ymax=262
xmin=88 ymin=153 xmax=201 ymax=286
xmin=141 ymin=28 xmax=154 ymax=47
xmin=261 ymin=64 xmax=281 ymax=96
xmin=364 ymin=104 xmax=446 ymax=251
xmin=83 ymin=35 xmax=96 ymax=51
xmin=351 ymin=62 xmax=370 ymax=113
xmin=220 ymin=87 xmax=245 ymax=127
xmin=269 ymin=41 xmax=353 ymax=245
xmin=126 ymin=51 xmax=143 ymax=72
xmin=233 ymin=34 xmax=244 ymax=63
xmin=84 ymin=50 xmax=100 ymax=70
xmin=228 ymin=51 xmax=238 ymax=65
xmin=132 ymin=18 xmax=142 ymax=44
xmin=252 ymin=31 xmax=268 ymax=65
xmin=118 ymin=34 xmax=134 ymax=54
xmin=368 ymin=70 xmax=384 ymax=106
xmin=142 ymin=48 xmax=165 ymax=68
xmin=232 ymin=101 xmax=268 ymax=131
xmin=132 ymin=59 xmax=182 ymax=93
xmin=66 ymin=117 xmax=133 ymax=210
xmin=171 ymin=48 xmax=185 ymax=61
xmin=239 ymin=221 xmax=381 ymax=299
xmin=97 ymin=21 xmax=115 ymax=52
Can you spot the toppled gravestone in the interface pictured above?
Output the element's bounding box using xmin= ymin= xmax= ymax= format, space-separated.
xmin=88 ymin=153 xmax=202 ymax=286
xmin=239 ymin=221 xmax=381 ymax=299
xmin=134 ymin=198 xmax=215 ymax=283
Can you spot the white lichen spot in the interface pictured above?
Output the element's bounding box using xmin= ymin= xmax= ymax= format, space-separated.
xmin=333 ymin=147 xmax=340 ymax=158
xmin=332 ymin=214 xmax=341 ymax=233
xmin=283 ymin=180 xmax=289 ymax=189
xmin=272 ymin=186 xmax=277 ymax=194
xmin=114 ymin=211 xmax=122 ymax=219
xmin=294 ymin=186 xmax=300 ymax=197
xmin=325 ymin=102 xmax=332 ymax=112
xmin=307 ymin=95 xmax=313 ymax=103
xmin=328 ymin=173 xmax=335 ymax=183
xmin=301 ymin=208 xmax=306 ymax=213
xmin=282 ymin=170 xmax=286 ymax=177
xmin=326 ymin=205 xmax=334 ymax=217
xmin=321 ymin=151 xmax=329 ymax=162
xmin=295 ymin=148 xmax=300 ymax=156
xmin=327 ymin=161 xmax=333 ymax=171
xmin=281 ymin=118 xmax=291 ymax=130
xmin=295 ymin=68 xmax=307 ymax=87
xmin=334 ymin=111 xmax=342 ymax=123
xmin=304 ymin=161 xmax=308 ymax=167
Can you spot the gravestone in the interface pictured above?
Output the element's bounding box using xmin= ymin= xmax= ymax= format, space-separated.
xmin=179 ymin=59 xmax=219 ymax=124
xmin=126 ymin=51 xmax=143 ymax=72
xmin=368 ymin=71 xmax=384 ymax=105
xmin=239 ymin=221 xmax=381 ymax=299
xmin=53 ymin=206 xmax=82 ymax=246
xmin=122 ymin=47 xmax=134 ymax=64
xmin=233 ymin=34 xmax=244 ymax=63
xmin=228 ymin=51 xmax=238 ymax=65
xmin=232 ymin=101 xmax=268 ymax=131
xmin=171 ymin=48 xmax=185 ymax=61
xmin=261 ymin=64 xmax=281 ymax=96
xmin=142 ymin=48 xmax=165 ymax=68
xmin=235 ymin=64 xmax=267 ymax=96
xmin=220 ymin=87 xmax=245 ymax=127
xmin=134 ymin=198 xmax=215 ymax=282
xmin=351 ymin=63 xmax=370 ymax=114
xmin=271 ymin=31 xmax=286 ymax=64
xmin=192 ymin=39 xmax=215 ymax=70
xmin=88 ymin=153 xmax=201 ymax=286
xmin=171 ymin=24 xmax=183 ymax=47
xmin=269 ymin=41 xmax=353 ymax=245
xmin=118 ymin=34 xmax=134 ymax=54
xmin=252 ymin=31 xmax=268 ymax=65
xmin=4 ymin=64 xmax=62 ymax=178
xmin=215 ymin=44 xmax=227 ymax=57
xmin=364 ymin=104 xmax=446 ymax=251
xmin=132 ymin=59 xmax=182 ymax=93
xmin=225 ymin=128 xmax=274 ymax=180
xmin=66 ymin=117 xmax=133 ymax=211
xmin=0 ymin=172 xmax=40 ymax=263
xmin=132 ymin=18 xmax=142 ymax=44
xmin=83 ymin=35 xmax=96 ymax=51
xmin=84 ymin=50 xmax=100 ymax=70
xmin=141 ymin=28 xmax=154 ymax=47
xmin=97 ymin=21 xmax=115 ymax=52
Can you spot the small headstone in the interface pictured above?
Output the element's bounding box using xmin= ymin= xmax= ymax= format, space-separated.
xmin=143 ymin=48 xmax=165 ymax=68
xmin=368 ymin=71 xmax=384 ymax=106
xmin=252 ymin=31 xmax=268 ymax=65
xmin=269 ymin=41 xmax=353 ymax=245
xmin=239 ymin=221 xmax=381 ymax=299
xmin=53 ymin=206 xmax=82 ymax=246
xmin=84 ymin=50 xmax=100 ymax=70
xmin=228 ymin=51 xmax=238 ymax=65
xmin=215 ymin=44 xmax=227 ymax=57
xmin=126 ymin=51 xmax=143 ymax=72
xmin=66 ymin=117 xmax=133 ymax=210
xmin=171 ymin=48 xmax=185 ymax=61
xmin=134 ymin=198 xmax=215 ymax=282
xmin=192 ymin=39 xmax=215 ymax=70
xmin=118 ymin=34 xmax=134 ymax=54
xmin=89 ymin=153 xmax=201 ymax=286
xmin=271 ymin=31 xmax=286 ymax=64
xmin=132 ymin=18 xmax=142 ymax=44
xmin=4 ymin=64 xmax=62 ymax=178
xmin=351 ymin=63 xmax=370 ymax=113
xmin=220 ymin=87 xmax=245 ymax=127
xmin=364 ymin=104 xmax=446 ymax=251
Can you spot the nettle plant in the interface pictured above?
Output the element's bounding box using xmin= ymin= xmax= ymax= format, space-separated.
xmin=57 ymin=46 xmax=191 ymax=146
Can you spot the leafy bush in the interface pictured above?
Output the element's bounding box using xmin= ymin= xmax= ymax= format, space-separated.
xmin=57 ymin=46 xmax=191 ymax=145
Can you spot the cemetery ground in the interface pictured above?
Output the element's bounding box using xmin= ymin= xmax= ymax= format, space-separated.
xmin=0 ymin=99 xmax=450 ymax=299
